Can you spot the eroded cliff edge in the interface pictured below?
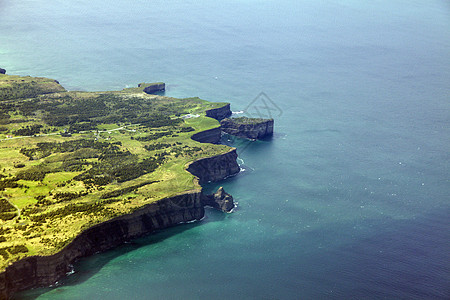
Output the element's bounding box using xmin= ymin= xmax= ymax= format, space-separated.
xmin=187 ymin=148 xmax=240 ymax=184
xmin=0 ymin=100 xmax=239 ymax=299
xmin=205 ymin=103 xmax=232 ymax=120
xmin=220 ymin=117 xmax=274 ymax=140
xmin=0 ymin=148 xmax=239 ymax=299
xmin=191 ymin=126 xmax=221 ymax=144
xmin=0 ymin=191 xmax=205 ymax=298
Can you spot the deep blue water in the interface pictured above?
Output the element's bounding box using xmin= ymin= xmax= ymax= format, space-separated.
xmin=1 ymin=0 xmax=449 ymax=299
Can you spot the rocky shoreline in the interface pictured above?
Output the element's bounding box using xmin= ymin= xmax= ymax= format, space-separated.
xmin=0 ymin=102 xmax=240 ymax=299
xmin=220 ymin=117 xmax=274 ymax=140
xmin=0 ymin=186 xmax=237 ymax=298
xmin=0 ymin=96 xmax=275 ymax=299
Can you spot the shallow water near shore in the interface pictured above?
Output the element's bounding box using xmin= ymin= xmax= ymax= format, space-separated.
xmin=2 ymin=0 xmax=450 ymax=299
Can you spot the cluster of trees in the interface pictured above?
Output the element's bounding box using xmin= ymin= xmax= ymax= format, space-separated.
xmin=0 ymin=197 xmax=15 ymax=213
xmin=178 ymin=126 xmax=195 ymax=132
xmin=108 ymin=96 xmax=190 ymax=120
xmin=12 ymin=124 xmax=43 ymax=136
xmin=0 ymin=248 xmax=9 ymax=259
xmin=0 ymin=228 xmax=10 ymax=245
xmin=143 ymin=142 xmax=203 ymax=158
xmin=53 ymin=191 xmax=88 ymax=202
xmin=0 ymin=81 xmax=44 ymax=100
xmin=68 ymin=122 xmax=98 ymax=133
xmin=72 ymin=145 xmax=167 ymax=186
xmin=0 ymin=108 xmax=11 ymax=125
xmin=134 ymin=130 xmax=173 ymax=142
xmin=61 ymin=158 xmax=90 ymax=172
xmin=29 ymin=198 xmax=118 ymax=223
xmin=35 ymin=195 xmax=52 ymax=206
xmin=144 ymin=142 xmax=172 ymax=151
xmin=0 ymin=245 xmax=28 ymax=259
xmin=0 ymin=212 xmax=16 ymax=221
xmin=40 ymin=95 xmax=110 ymax=126
xmin=3 ymin=89 xmax=197 ymax=137
xmin=169 ymin=145 xmax=203 ymax=158
xmin=8 ymin=244 xmax=28 ymax=254
xmin=21 ymin=205 xmax=43 ymax=217
xmin=100 ymin=180 xmax=157 ymax=199
xmin=20 ymin=139 xmax=117 ymax=160
xmin=11 ymin=93 xmax=186 ymax=129
xmin=0 ymin=178 xmax=22 ymax=191
xmin=0 ymin=197 xmax=17 ymax=221
xmin=13 ymin=97 xmax=41 ymax=116
xmin=138 ymin=114 xmax=181 ymax=128
xmin=133 ymin=125 xmax=194 ymax=144
xmin=16 ymin=165 xmax=51 ymax=181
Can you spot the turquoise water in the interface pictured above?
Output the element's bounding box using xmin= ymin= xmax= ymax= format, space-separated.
xmin=2 ymin=0 xmax=449 ymax=299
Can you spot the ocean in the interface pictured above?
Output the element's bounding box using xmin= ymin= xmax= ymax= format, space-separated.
xmin=1 ymin=0 xmax=449 ymax=299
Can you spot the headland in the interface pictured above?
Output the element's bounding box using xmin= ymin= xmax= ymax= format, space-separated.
xmin=0 ymin=72 xmax=240 ymax=298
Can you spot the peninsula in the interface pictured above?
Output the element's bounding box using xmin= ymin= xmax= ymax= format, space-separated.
xmin=0 ymin=72 xmax=240 ymax=298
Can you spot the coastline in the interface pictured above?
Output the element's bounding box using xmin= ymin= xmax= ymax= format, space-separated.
xmin=0 ymin=79 xmax=240 ymax=299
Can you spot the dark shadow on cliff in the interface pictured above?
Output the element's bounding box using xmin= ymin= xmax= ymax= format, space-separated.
xmin=13 ymin=221 xmax=203 ymax=300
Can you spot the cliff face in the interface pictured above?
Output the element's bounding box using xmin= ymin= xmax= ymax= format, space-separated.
xmin=141 ymin=82 xmax=165 ymax=94
xmin=186 ymin=149 xmax=240 ymax=184
xmin=202 ymin=187 xmax=235 ymax=212
xmin=205 ymin=104 xmax=232 ymax=120
xmin=190 ymin=127 xmax=221 ymax=144
xmin=0 ymin=98 xmax=242 ymax=299
xmin=0 ymin=192 xmax=204 ymax=299
xmin=220 ymin=118 xmax=274 ymax=140
xmin=1 ymin=149 xmax=240 ymax=299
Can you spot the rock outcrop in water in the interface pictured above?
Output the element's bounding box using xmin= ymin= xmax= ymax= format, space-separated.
xmin=139 ymin=82 xmax=165 ymax=94
xmin=220 ymin=117 xmax=274 ymax=140
xmin=202 ymin=187 xmax=235 ymax=212
xmin=0 ymin=68 xmax=6 ymax=74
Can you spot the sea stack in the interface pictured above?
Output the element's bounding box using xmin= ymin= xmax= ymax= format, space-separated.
xmin=202 ymin=187 xmax=235 ymax=212
xmin=139 ymin=82 xmax=165 ymax=94
xmin=220 ymin=117 xmax=274 ymax=140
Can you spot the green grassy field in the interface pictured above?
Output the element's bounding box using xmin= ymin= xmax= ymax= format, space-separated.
xmin=0 ymin=74 xmax=231 ymax=270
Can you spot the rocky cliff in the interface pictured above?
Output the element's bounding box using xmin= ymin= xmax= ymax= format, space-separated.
xmin=1 ymin=184 xmax=238 ymax=299
xmin=205 ymin=103 xmax=232 ymax=120
xmin=190 ymin=126 xmax=221 ymax=144
xmin=0 ymin=96 xmax=241 ymax=299
xmin=1 ymin=149 xmax=240 ymax=299
xmin=140 ymin=82 xmax=165 ymax=94
xmin=202 ymin=187 xmax=235 ymax=212
xmin=220 ymin=117 xmax=274 ymax=140
xmin=186 ymin=149 xmax=240 ymax=184
xmin=0 ymin=192 xmax=203 ymax=298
